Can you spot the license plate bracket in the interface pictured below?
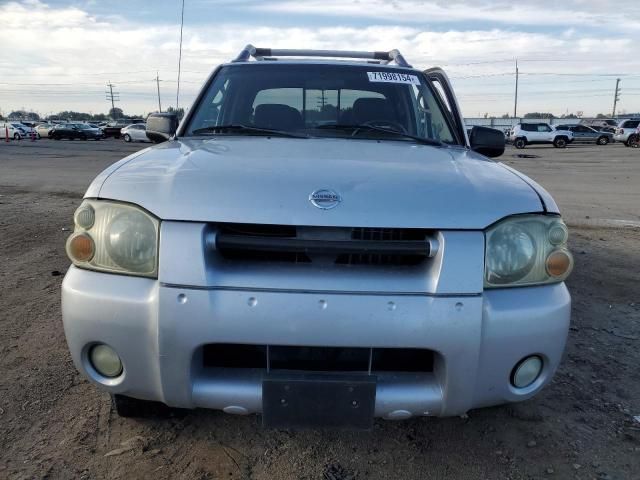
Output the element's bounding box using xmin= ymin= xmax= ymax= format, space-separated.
xmin=262 ymin=373 xmax=376 ymax=429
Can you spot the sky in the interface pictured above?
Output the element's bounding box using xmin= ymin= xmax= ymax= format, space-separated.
xmin=1 ymin=0 xmax=639 ymax=118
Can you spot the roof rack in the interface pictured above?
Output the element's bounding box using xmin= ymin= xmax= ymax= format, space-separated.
xmin=232 ymin=45 xmax=412 ymax=68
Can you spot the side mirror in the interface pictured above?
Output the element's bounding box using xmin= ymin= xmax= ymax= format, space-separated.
xmin=146 ymin=112 xmax=178 ymax=143
xmin=469 ymin=126 xmax=505 ymax=158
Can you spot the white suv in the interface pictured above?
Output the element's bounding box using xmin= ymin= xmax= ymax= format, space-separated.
xmin=613 ymin=119 xmax=640 ymax=146
xmin=509 ymin=123 xmax=573 ymax=149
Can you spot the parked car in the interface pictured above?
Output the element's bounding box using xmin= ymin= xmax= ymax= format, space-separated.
xmin=121 ymin=124 xmax=151 ymax=143
xmin=613 ymin=119 xmax=640 ymax=146
xmin=103 ymin=119 xmax=145 ymax=138
xmin=102 ymin=120 xmax=129 ymax=138
xmin=509 ymin=123 xmax=573 ymax=149
xmin=627 ymin=126 xmax=640 ymax=148
xmin=50 ymin=123 xmax=103 ymax=140
xmin=62 ymin=45 xmax=573 ymax=427
xmin=35 ymin=123 xmax=55 ymax=138
xmin=0 ymin=122 xmax=30 ymax=140
xmin=554 ymin=124 xmax=613 ymax=145
xmin=579 ymin=118 xmax=618 ymax=133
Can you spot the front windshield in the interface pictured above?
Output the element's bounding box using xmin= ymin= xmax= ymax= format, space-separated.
xmin=185 ymin=64 xmax=458 ymax=144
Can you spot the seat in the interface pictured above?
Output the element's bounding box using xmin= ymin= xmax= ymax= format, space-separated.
xmin=351 ymin=98 xmax=397 ymax=125
xmin=253 ymin=104 xmax=303 ymax=131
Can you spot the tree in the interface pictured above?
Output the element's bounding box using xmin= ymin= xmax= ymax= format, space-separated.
xmin=8 ymin=110 xmax=40 ymax=121
xmin=501 ymin=113 xmax=510 ymax=119
xmin=524 ymin=112 xmax=555 ymax=119
xmin=109 ymin=107 xmax=124 ymax=119
xmin=561 ymin=113 xmax=578 ymax=119
xmin=166 ymin=106 xmax=185 ymax=120
xmin=595 ymin=113 xmax=608 ymax=119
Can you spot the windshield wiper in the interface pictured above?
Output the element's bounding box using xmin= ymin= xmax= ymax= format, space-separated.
xmin=191 ymin=124 xmax=309 ymax=138
xmin=316 ymin=124 xmax=442 ymax=146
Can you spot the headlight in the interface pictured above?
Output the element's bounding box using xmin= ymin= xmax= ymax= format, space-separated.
xmin=66 ymin=200 xmax=159 ymax=277
xmin=485 ymin=215 xmax=573 ymax=288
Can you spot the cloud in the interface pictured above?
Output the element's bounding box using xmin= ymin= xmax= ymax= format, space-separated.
xmin=257 ymin=0 xmax=640 ymax=31
xmin=0 ymin=0 xmax=638 ymax=117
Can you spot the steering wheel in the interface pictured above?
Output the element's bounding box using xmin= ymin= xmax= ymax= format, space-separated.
xmin=362 ymin=120 xmax=408 ymax=134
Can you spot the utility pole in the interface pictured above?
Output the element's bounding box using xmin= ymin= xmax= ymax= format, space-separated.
xmin=105 ymin=82 xmax=120 ymax=116
xmin=156 ymin=72 xmax=162 ymax=112
xmin=176 ymin=0 xmax=185 ymax=110
xmin=513 ymin=59 xmax=519 ymax=118
xmin=612 ymin=78 xmax=621 ymax=118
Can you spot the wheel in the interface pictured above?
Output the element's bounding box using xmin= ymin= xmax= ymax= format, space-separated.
xmin=596 ymin=136 xmax=609 ymax=145
xmin=123 ymin=134 xmax=131 ymax=142
xmin=69 ymin=137 xmax=74 ymax=141
xmin=553 ymin=137 xmax=567 ymax=148
xmin=514 ymin=138 xmax=526 ymax=149
xmin=628 ymin=134 xmax=639 ymax=148
xmin=13 ymin=133 xmax=20 ymax=140
xmin=112 ymin=394 xmax=174 ymax=418
xmin=81 ymin=135 xmax=88 ymax=141
xmin=54 ymin=135 xmax=60 ymax=140
xmin=37 ymin=133 xmax=41 ymax=139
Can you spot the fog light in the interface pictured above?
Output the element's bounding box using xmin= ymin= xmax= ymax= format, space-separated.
xmin=89 ymin=344 xmax=123 ymax=378
xmin=511 ymin=355 xmax=543 ymax=388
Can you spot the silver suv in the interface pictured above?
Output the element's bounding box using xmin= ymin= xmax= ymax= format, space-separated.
xmin=62 ymin=46 xmax=573 ymax=428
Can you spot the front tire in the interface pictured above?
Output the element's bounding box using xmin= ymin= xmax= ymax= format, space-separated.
xmin=13 ymin=133 xmax=20 ymax=140
xmin=514 ymin=138 xmax=527 ymax=149
xmin=597 ymin=136 xmax=609 ymax=145
xmin=628 ymin=134 xmax=639 ymax=148
xmin=123 ymin=134 xmax=131 ymax=142
xmin=553 ymin=137 xmax=568 ymax=148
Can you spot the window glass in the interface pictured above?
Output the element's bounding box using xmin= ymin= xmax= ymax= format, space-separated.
xmin=186 ymin=64 xmax=458 ymax=144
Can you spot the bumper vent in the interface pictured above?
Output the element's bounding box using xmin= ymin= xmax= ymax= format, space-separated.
xmin=202 ymin=344 xmax=435 ymax=374
xmin=214 ymin=223 xmax=436 ymax=266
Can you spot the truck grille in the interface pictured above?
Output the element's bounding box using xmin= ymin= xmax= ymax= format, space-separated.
xmin=214 ymin=223 xmax=435 ymax=266
xmin=202 ymin=344 xmax=435 ymax=374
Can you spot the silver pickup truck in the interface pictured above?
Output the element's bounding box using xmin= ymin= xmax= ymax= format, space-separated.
xmin=62 ymin=46 xmax=573 ymax=428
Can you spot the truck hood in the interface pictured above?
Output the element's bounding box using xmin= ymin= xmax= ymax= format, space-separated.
xmin=90 ymin=137 xmax=545 ymax=229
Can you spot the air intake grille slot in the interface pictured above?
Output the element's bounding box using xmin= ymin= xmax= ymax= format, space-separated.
xmin=201 ymin=344 xmax=435 ymax=374
xmin=214 ymin=224 xmax=434 ymax=266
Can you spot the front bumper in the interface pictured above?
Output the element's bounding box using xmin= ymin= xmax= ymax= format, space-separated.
xmin=62 ymin=266 xmax=571 ymax=419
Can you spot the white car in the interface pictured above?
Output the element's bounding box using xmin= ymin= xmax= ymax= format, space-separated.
xmin=35 ymin=123 xmax=55 ymax=138
xmin=613 ymin=119 xmax=640 ymax=146
xmin=121 ymin=124 xmax=150 ymax=142
xmin=0 ymin=122 xmax=32 ymax=140
xmin=509 ymin=123 xmax=573 ymax=149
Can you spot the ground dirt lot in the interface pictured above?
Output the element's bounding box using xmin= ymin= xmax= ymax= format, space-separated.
xmin=1 ymin=139 xmax=639 ymax=480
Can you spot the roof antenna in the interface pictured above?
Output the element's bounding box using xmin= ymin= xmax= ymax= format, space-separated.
xmin=176 ymin=0 xmax=185 ymax=110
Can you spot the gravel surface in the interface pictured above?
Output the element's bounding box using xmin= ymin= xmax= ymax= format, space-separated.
xmin=1 ymin=139 xmax=639 ymax=479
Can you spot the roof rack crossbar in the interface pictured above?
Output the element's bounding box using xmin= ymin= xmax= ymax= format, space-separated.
xmin=233 ymin=45 xmax=412 ymax=67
